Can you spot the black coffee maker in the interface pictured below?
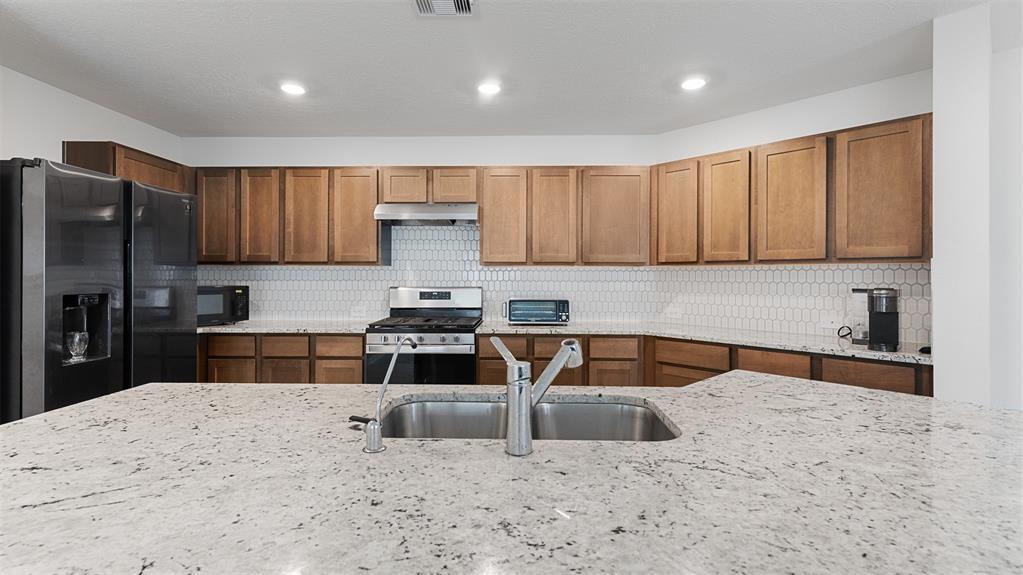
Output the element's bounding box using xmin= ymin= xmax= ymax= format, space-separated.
xmin=867 ymin=288 xmax=900 ymax=351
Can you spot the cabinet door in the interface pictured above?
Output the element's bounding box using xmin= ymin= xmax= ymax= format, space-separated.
xmin=655 ymin=363 xmax=718 ymax=387
xmin=656 ymin=159 xmax=698 ymax=263
xmin=196 ymin=169 xmax=237 ymax=263
xmin=534 ymin=360 xmax=585 ymax=386
xmin=314 ymin=359 xmax=364 ymax=384
xmin=755 ymin=137 xmax=826 ymax=261
xmin=480 ymin=168 xmax=528 ymax=264
xmin=701 ymin=150 xmax=750 ymax=262
xmin=736 ymin=348 xmax=811 ymax=379
xmin=432 ymin=168 xmax=478 ymax=203
xmin=239 ymin=168 xmax=280 ymax=262
xmin=478 ymin=359 xmax=510 ymax=386
xmin=835 ymin=118 xmax=924 ymax=258
xmin=821 ymin=358 xmax=916 ymax=394
xmin=332 ymin=168 xmax=379 ymax=263
xmin=284 ymin=168 xmax=329 ymax=263
xmin=588 ymin=360 xmax=639 ymax=386
xmin=531 ymin=168 xmax=578 ymax=263
xmin=261 ymin=359 xmax=310 ymax=383
xmin=115 ymin=145 xmax=184 ymax=193
xmin=380 ymin=167 xmax=428 ymax=203
xmin=581 ymin=167 xmax=649 ymax=264
xmin=208 ymin=358 xmax=256 ymax=383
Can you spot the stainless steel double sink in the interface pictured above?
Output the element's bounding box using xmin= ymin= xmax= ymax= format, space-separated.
xmin=379 ymin=399 xmax=678 ymax=442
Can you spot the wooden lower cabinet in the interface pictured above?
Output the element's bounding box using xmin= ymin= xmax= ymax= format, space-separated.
xmin=262 ymin=359 xmax=310 ymax=383
xmin=262 ymin=335 xmax=310 ymax=357
xmin=588 ymin=360 xmax=639 ymax=386
xmin=208 ymin=335 xmax=256 ymax=357
xmin=655 ymin=363 xmax=719 ymax=387
xmin=736 ymin=348 xmax=811 ymax=379
xmin=655 ymin=339 xmax=730 ymax=371
xmin=208 ymin=358 xmax=256 ymax=383
xmin=821 ymin=358 xmax=916 ymax=394
xmin=314 ymin=360 xmax=363 ymax=384
xmin=478 ymin=359 xmax=509 ymax=386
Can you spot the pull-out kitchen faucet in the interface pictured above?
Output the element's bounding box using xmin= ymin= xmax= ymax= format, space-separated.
xmin=490 ymin=336 xmax=583 ymax=456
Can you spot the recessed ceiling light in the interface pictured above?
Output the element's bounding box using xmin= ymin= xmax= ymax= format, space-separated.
xmin=477 ymin=82 xmax=501 ymax=95
xmin=681 ymin=77 xmax=707 ymax=91
xmin=280 ymin=82 xmax=307 ymax=96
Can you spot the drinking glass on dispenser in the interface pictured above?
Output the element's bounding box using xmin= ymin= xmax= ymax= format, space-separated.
xmin=65 ymin=331 xmax=89 ymax=362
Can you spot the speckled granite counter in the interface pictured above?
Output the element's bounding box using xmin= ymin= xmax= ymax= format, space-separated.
xmin=1 ymin=372 xmax=1017 ymax=574
xmin=198 ymin=318 xmax=931 ymax=364
xmin=197 ymin=318 xmax=372 ymax=334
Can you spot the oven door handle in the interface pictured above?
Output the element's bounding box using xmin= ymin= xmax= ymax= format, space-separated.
xmin=365 ymin=344 xmax=476 ymax=355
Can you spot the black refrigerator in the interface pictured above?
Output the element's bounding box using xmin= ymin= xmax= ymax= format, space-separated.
xmin=1 ymin=158 xmax=197 ymax=423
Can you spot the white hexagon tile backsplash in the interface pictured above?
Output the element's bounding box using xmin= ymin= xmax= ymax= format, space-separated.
xmin=198 ymin=226 xmax=931 ymax=343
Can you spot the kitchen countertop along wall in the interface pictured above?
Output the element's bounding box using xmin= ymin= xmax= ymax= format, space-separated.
xmin=1 ymin=372 xmax=1017 ymax=573
xmin=198 ymin=319 xmax=932 ymax=364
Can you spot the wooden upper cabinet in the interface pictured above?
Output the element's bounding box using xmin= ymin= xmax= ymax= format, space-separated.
xmin=283 ymin=168 xmax=329 ymax=263
xmin=755 ymin=136 xmax=826 ymax=261
xmin=432 ymin=168 xmax=478 ymax=203
xmin=196 ymin=168 xmax=237 ymax=263
xmin=63 ymin=141 xmax=190 ymax=194
xmin=239 ymin=168 xmax=280 ymax=262
xmin=701 ymin=150 xmax=750 ymax=262
xmin=655 ymin=159 xmax=699 ymax=263
xmin=835 ymin=118 xmax=924 ymax=259
xmin=581 ymin=167 xmax=649 ymax=264
xmin=531 ymin=168 xmax=578 ymax=263
xmin=480 ymin=168 xmax=528 ymax=264
xmin=380 ymin=167 xmax=428 ymax=203
xmin=332 ymin=168 xmax=379 ymax=263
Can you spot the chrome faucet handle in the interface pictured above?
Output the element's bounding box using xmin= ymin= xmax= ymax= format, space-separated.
xmin=490 ymin=336 xmax=530 ymax=383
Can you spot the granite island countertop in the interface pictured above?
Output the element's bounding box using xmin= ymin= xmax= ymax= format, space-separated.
xmin=199 ymin=318 xmax=932 ymax=364
xmin=1 ymin=372 xmax=1017 ymax=574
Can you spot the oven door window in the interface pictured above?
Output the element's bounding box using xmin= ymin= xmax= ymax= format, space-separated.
xmin=509 ymin=300 xmax=558 ymax=323
xmin=364 ymin=352 xmax=475 ymax=385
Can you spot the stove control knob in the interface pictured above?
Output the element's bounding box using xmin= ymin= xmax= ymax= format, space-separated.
xmin=453 ymin=335 xmax=461 ymax=343
xmin=417 ymin=335 xmax=425 ymax=343
xmin=439 ymin=335 xmax=447 ymax=343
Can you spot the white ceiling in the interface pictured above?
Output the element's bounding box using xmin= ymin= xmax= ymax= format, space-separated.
xmin=0 ymin=0 xmax=984 ymax=137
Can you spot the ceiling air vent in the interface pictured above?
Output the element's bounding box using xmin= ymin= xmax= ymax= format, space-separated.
xmin=415 ymin=0 xmax=475 ymax=17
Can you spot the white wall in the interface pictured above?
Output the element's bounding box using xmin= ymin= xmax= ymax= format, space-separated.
xmin=989 ymin=45 xmax=1022 ymax=410
xmin=653 ymin=70 xmax=933 ymax=163
xmin=0 ymin=65 xmax=182 ymax=163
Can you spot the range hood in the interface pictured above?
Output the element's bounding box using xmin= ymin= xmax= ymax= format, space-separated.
xmin=373 ymin=203 xmax=478 ymax=226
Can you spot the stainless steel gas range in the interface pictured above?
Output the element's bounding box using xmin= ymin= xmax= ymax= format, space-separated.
xmin=363 ymin=287 xmax=482 ymax=385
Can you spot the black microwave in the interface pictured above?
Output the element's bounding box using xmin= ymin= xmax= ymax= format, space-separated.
xmin=507 ymin=299 xmax=570 ymax=325
xmin=198 ymin=286 xmax=249 ymax=326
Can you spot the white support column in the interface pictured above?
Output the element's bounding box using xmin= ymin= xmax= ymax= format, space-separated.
xmin=932 ymin=4 xmax=993 ymax=405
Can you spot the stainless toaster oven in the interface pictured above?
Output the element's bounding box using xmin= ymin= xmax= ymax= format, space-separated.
xmin=506 ymin=299 xmax=570 ymax=325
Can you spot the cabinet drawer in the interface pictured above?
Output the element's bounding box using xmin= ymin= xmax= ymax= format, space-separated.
xmin=655 ymin=339 xmax=729 ymax=371
xmin=479 ymin=336 xmax=528 ymax=359
xmin=207 ymin=358 xmax=256 ymax=383
xmin=533 ymin=336 xmax=578 ymax=359
xmin=315 ymin=335 xmax=363 ymax=358
xmin=655 ymin=363 xmax=719 ymax=387
xmin=261 ymin=359 xmax=310 ymax=383
xmin=736 ymin=349 xmax=811 ymax=379
xmin=821 ymin=358 xmax=916 ymax=394
xmin=314 ymin=359 xmax=363 ymax=384
xmin=208 ymin=335 xmax=256 ymax=357
xmin=261 ymin=335 xmax=309 ymax=357
xmin=534 ymin=360 xmax=585 ymax=386
xmin=589 ymin=337 xmax=639 ymax=359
